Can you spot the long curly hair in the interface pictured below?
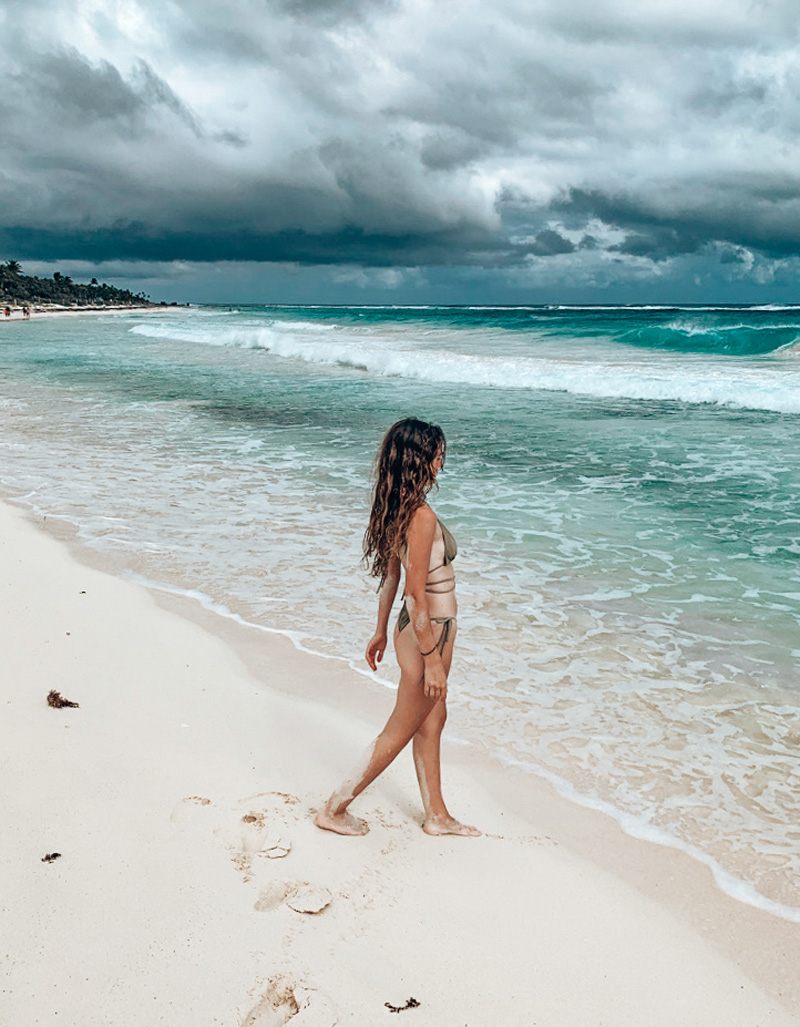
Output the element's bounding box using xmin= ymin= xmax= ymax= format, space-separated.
xmin=363 ymin=417 xmax=446 ymax=584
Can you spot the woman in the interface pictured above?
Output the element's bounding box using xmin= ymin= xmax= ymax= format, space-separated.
xmin=315 ymin=417 xmax=480 ymax=837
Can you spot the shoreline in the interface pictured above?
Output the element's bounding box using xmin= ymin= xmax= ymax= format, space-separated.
xmin=34 ymin=499 xmax=800 ymax=928
xmin=0 ymin=304 xmax=178 ymax=321
xmin=3 ymin=496 xmax=800 ymax=1025
xmin=139 ymin=567 xmax=800 ymax=925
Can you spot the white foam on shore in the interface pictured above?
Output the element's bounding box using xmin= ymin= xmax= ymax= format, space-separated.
xmin=497 ymin=751 xmax=800 ymax=924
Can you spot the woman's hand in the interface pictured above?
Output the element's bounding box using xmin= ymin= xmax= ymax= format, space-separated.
xmin=365 ymin=631 xmax=388 ymax=671
xmin=423 ymin=656 xmax=448 ymax=702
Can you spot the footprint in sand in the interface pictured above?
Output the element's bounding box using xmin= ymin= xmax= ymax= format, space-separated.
xmin=254 ymin=879 xmax=305 ymax=912
xmin=241 ymin=975 xmax=337 ymax=1027
xmin=254 ymin=881 xmax=332 ymax=915
xmin=285 ymin=885 xmax=333 ymax=915
xmin=173 ymin=793 xmax=300 ymax=880
xmin=214 ymin=803 xmax=293 ymax=880
xmin=237 ymin=792 xmax=303 ymax=835
xmin=169 ymin=796 xmax=212 ymax=825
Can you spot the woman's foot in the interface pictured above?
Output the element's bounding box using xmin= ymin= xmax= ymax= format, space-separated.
xmin=315 ymin=808 xmax=370 ymax=836
xmin=422 ymin=814 xmax=481 ymax=837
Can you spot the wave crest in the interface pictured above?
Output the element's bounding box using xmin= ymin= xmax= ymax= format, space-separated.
xmin=622 ymin=319 xmax=800 ymax=356
xmin=130 ymin=318 xmax=800 ymax=414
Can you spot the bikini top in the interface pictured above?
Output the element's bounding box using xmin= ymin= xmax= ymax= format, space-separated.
xmin=438 ymin=518 xmax=457 ymax=566
xmin=398 ymin=517 xmax=457 ymax=631
xmin=425 ymin=518 xmax=457 ymax=594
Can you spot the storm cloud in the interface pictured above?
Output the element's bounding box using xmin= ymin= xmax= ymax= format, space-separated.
xmin=2 ymin=0 xmax=800 ymax=298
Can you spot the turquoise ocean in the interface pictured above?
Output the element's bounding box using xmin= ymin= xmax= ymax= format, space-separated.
xmin=2 ymin=303 xmax=799 ymax=917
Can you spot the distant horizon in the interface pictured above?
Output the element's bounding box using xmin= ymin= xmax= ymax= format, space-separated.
xmin=10 ymin=259 xmax=800 ymax=309
xmin=15 ymin=258 xmax=800 ymax=310
xmin=10 ymin=256 xmax=800 ymax=308
xmin=194 ymin=300 xmax=800 ymax=309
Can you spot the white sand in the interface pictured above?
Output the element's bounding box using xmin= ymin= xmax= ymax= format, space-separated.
xmin=2 ymin=498 xmax=799 ymax=1027
xmin=0 ymin=305 xmax=171 ymax=321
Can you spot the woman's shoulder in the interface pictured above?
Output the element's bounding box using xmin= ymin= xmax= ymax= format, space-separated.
xmin=410 ymin=503 xmax=437 ymax=527
xmin=407 ymin=503 xmax=438 ymax=539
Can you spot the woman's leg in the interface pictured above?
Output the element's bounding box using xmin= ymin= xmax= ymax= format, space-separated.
xmin=411 ymin=625 xmax=481 ymax=836
xmin=315 ymin=622 xmax=443 ymax=835
xmin=316 ymin=620 xmax=480 ymax=837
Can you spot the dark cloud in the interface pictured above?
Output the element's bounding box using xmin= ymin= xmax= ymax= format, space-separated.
xmin=613 ymin=229 xmax=702 ymax=259
xmin=11 ymin=48 xmax=199 ymax=133
xmin=528 ymin=230 xmax=575 ymax=256
xmin=419 ymin=129 xmax=486 ymax=171
xmin=555 ymin=184 xmax=800 ymax=260
xmin=0 ymin=222 xmax=514 ymax=267
xmin=718 ymin=245 xmax=749 ymax=265
xmin=2 ymin=0 xmax=800 ymax=298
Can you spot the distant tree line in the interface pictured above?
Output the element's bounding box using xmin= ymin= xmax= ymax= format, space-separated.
xmin=0 ymin=259 xmax=174 ymax=307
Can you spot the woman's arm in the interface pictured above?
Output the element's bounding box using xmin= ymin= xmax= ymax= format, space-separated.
xmin=365 ymin=554 xmax=401 ymax=671
xmin=404 ymin=505 xmax=448 ymax=701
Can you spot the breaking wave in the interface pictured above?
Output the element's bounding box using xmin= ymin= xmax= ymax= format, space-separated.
xmin=131 ymin=318 xmax=800 ymax=414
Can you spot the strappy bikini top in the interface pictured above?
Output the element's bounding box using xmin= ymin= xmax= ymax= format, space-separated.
xmin=425 ymin=518 xmax=457 ymax=594
xmin=397 ymin=517 xmax=457 ymax=633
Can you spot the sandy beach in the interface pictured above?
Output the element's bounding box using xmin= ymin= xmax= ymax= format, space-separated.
xmin=0 ymin=305 xmax=170 ymax=321
xmin=2 ymin=497 xmax=799 ymax=1027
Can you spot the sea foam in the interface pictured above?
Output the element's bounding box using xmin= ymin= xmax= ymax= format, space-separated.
xmin=131 ymin=319 xmax=800 ymax=414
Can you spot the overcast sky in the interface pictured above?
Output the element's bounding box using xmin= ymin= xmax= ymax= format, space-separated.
xmin=3 ymin=0 xmax=800 ymax=303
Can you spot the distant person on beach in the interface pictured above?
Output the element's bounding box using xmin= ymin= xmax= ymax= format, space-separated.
xmin=22 ymin=306 xmax=30 ymax=319
xmin=3 ymin=307 xmax=10 ymax=317
xmin=316 ymin=417 xmax=481 ymax=838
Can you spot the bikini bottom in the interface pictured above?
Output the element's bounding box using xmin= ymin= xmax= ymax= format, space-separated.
xmin=398 ymin=600 xmax=456 ymax=656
